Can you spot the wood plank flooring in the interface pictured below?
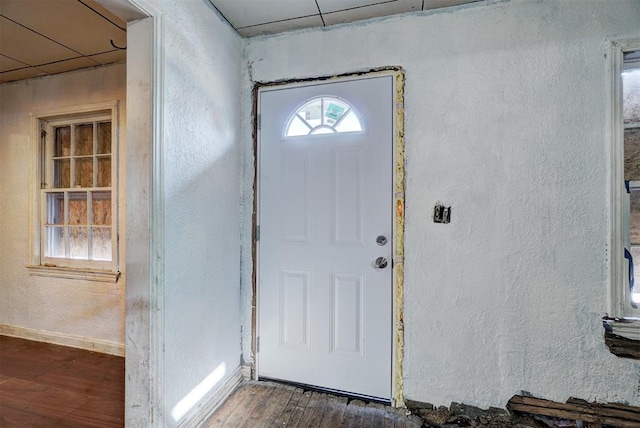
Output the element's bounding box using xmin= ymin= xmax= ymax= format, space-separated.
xmin=204 ymin=381 xmax=423 ymax=427
xmin=0 ymin=335 xmax=124 ymax=427
xmin=0 ymin=335 xmax=421 ymax=427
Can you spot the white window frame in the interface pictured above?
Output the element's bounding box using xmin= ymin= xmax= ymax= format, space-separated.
xmin=27 ymin=101 xmax=120 ymax=282
xmin=609 ymin=39 xmax=640 ymax=338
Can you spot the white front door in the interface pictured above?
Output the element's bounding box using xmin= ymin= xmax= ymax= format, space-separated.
xmin=258 ymin=75 xmax=393 ymax=400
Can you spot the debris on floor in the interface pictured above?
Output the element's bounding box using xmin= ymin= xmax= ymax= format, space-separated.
xmin=407 ymin=395 xmax=640 ymax=427
xmin=507 ymin=395 xmax=640 ymax=428
xmin=407 ymin=400 xmax=546 ymax=427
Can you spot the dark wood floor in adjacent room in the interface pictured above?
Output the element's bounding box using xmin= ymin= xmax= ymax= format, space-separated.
xmin=204 ymin=381 xmax=423 ymax=427
xmin=0 ymin=335 xmax=124 ymax=427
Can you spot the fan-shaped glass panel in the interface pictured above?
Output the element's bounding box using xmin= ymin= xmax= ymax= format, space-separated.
xmin=284 ymin=96 xmax=364 ymax=137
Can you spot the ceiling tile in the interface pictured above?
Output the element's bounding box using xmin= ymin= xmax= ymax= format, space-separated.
xmin=423 ymin=0 xmax=479 ymax=10
xmin=211 ymin=0 xmax=319 ymax=28
xmin=36 ymin=57 xmax=100 ymax=74
xmin=0 ymin=0 xmax=126 ymax=56
xmin=88 ymin=50 xmax=126 ymax=65
xmin=0 ymin=54 xmax=29 ymax=72
xmin=0 ymin=16 xmax=78 ymax=66
xmin=238 ymin=15 xmax=324 ymax=37
xmin=323 ymin=0 xmax=422 ymax=26
xmin=316 ymin=0 xmax=391 ymax=14
xmin=0 ymin=67 xmax=46 ymax=84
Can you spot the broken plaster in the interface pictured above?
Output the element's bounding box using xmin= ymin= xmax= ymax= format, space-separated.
xmin=393 ymin=69 xmax=407 ymax=408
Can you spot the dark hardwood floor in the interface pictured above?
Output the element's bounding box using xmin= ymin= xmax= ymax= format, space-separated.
xmin=0 ymin=336 xmax=422 ymax=427
xmin=0 ymin=335 xmax=124 ymax=427
xmin=204 ymin=381 xmax=423 ymax=427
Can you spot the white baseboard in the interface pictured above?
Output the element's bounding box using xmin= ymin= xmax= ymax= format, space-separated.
xmin=0 ymin=324 xmax=125 ymax=356
xmin=179 ymin=364 xmax=249 ymax=428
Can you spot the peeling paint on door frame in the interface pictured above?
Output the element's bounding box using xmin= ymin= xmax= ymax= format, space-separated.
xmin=250 ymin=68 xmax=406 ymax=407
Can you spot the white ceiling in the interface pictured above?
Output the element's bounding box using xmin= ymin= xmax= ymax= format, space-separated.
xmin=0 ymin=0 xmax=480 ymax=85
xmin=0 ymin=0 xmax=126 ymax=84
xmin=209 ymin=0 xmax=481 ymax=37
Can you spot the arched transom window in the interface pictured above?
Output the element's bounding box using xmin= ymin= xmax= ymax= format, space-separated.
xmin=284 ymin=96 xmax=364 ymax=137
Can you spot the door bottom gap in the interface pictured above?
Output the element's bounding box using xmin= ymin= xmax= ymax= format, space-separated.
xmin=257 ymin=376 xmax=391 ymax=405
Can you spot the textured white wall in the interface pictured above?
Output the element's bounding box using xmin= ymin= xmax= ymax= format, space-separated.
xmin=149 ymin=0 xmax=243 ymax=425
xmin=242 ymin=0 xmax=640 ymax=409
xmin=0 ymin=63 xmax=126 ymax=347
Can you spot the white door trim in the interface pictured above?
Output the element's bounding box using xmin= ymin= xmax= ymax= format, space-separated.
xmin=98 ymin=0 xmax=166 ymax=425
xmin=251 ymin=68 xmax=406 ymax=406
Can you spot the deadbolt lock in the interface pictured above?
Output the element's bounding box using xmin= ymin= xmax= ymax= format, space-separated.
xmin=376 ymin=235 xmax=387 ymax=246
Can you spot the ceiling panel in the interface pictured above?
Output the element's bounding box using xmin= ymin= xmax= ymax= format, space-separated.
xmin=0 ymin=67 xmax=46 ymax=84
xmin=36 ymin=57 xmax=99 ymax=74
xmin=423 ymin=0 xmax=477 ymax=9
xmin=0 ymin=0 xmax=126 ymax=56
xmin=238 ymin=15 xmax=324 ymax=38
xmin=316 ymin=0 xmax=391 ymax=14
xmin=323 ymin=0 xmax=422 ymax=26
xmin=213 ymin=0 xmax=319 ymax=28
xmin=0 ymin=0 xmax=484 ymax=84
xmin=209 ymin=0 xmax=484 ymax=37
xmin=0 ymin=16 xmax=78 ymax=66
xmin=0 ymin=54 xmax=28 ymax=72
xmin=0 ymin=0 xmax=127 ymax=84
xmin=88 ymin=50 xmax=126 ymax=65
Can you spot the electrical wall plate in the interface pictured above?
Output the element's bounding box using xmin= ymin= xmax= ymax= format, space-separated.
xmin=433 ymin=204 xmax=451 ymax=224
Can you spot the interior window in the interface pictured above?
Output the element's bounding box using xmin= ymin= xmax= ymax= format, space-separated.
xmin=624 ymin=50 xmax=640 ymax=310
xmin=41 ymin=113 xmax=116 ymax=268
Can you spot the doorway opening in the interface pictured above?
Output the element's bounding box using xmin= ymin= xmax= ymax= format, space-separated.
xmin=252 ymin=69 xmax=406 ymax=406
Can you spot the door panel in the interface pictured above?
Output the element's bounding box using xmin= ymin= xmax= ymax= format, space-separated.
xmin=280 ymin=269 xmax=311 ymax=349
xmin=332 ymin=149 xmax=365 ymax=246
xmin=258 ymin=75 xmax=393 ymax=399
xmin=281 ymin=152 xmax=310 ymax=243
xmin=331 ymin=272 xmax=364 ymax=356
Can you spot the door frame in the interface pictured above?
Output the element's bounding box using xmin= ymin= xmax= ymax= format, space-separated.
xmin=251 ymin=68 xmax=406 ymax=406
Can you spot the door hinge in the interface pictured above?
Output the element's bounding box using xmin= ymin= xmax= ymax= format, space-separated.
xmin=257 ymin=114 xmax=261 ymax=130
xmin=256 ymin=225 xmax=260 ymax=241
xmin=256 ymin=336 xmax=260 ymax=353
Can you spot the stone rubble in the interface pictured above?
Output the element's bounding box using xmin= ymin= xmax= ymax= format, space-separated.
xmin=407 ymin=401 xmax=584 ymax=428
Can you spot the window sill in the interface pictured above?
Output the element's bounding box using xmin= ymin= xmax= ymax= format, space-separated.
xmin=603 ymin=317 xmax=640 ymax=360
xmin=26 ymin=265 xmax=120 ymax=283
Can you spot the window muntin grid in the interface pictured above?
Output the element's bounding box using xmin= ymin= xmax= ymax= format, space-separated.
xmin=284 ymin=96 xmax=364 ymax=138
xmin=42 ymin=115 xmax=114 ymax=263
